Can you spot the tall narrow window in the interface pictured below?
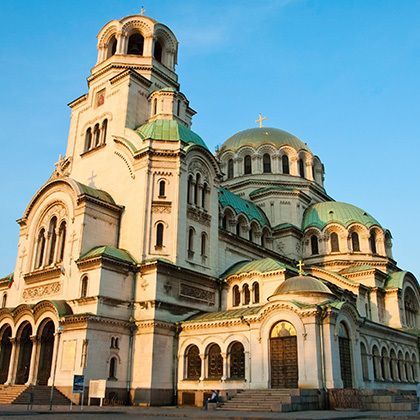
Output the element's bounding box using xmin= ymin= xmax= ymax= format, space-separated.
xmin=80 ymin=276 xmax=88 ymax=298
xmin=85 ymin=128 xmax=92 ymax=151
xmin=1 ymin=293 xmax=7 ymax=309
xmin=201 ymin=183 xmax=207 ymax=209
xmin=108 ymin=357 xmax=117 ymax=379
xmin=186 ymin=345 xmax=201 ymax=380
xmin=310 ymin=235 xmax=319 ymax=255
xmin=298 ymin=159 xmax=305 ymax=178
xmin=188 ymin=228 xmax=194 ymax=255
xmin=253 ymin=282 xmax=260 ymax=303
xmin=282 ymin=155 xmax=290 ymax=174
xmin=154 ymin=40 xmax=163 ymax=62
xmin=187 ymin=175 xmax=193 ymax=204
xmin=227 ymin=159 xmax=234 ymax=179
xmin=248 ymin=227 xmax=253 ymax=242
xmin=176 ymin=99 xmax=181 ymax=116
xmin=194 ymin=173 xmax=200 ymax=205
xmin=369 ymin=231 xmax=377 ymax=254
xmin=127 ymin=33 xmax=144 ymax=55
xmin=156 ymin=223 xmax=164 ymax=248
xmin=200 ymin=233 xmax=207 ymax=256
xmin=57 ymin=221 xmax=66 ymax=262
xmin=159 ymin=180 xmax=166 ymax=198
xmin=101 ymin=119 xmax=108 ymax=144
xmin=351 ymin=232 xmax=360 ymax=252
xmin=229 ymin=342 xmax=245 ymax=379
xmin=243 ymin=284 xmax=250 ymax=305
xmin=330 ymin=232 xmax=340 ymax=252
xmin=236 ymin=222 xmax=241 ymax=237
xmin=107 ymin=35 xmax=117 ymax=58
xmin=233 ymin=285 xmax=240 ymax=307
xmin=263 ymin=153 xmax=271 ymax=173
xmin=153 ymin=98 xmax=158 ymax=115
xmin=207 ymin=344 xmax=223 ymax=379
xmin=93 ymin=123 xmax=100 ymax=147
xmin=47 ymin=217 xmax=57 ymax=265
xmin=35 ymin=229 xmax=46 ymax=269
xmin=244 ymin=155 xmax=252 ymax=174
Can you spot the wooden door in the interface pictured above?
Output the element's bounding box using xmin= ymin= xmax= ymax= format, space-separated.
xmin=270 ymin=336 xmax=298 ymax=388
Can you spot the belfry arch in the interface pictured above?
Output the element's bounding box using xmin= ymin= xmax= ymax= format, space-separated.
xmin=36 ymin=319 xmax=55 ymax=385
xmin=15 ymin=322 xmax=33 ymax=385
xmin=0 ymin=324 xmax=12 ymax=384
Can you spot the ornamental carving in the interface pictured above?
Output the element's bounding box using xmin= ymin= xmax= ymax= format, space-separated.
xmin=188 ymin=161 xmax=210 ymax=181
xmin=23 ymin=282 xmax=61 ymax=301
xmin=179 ymin=283 xmax=215 ymax=305
xmin=51 ymin=156 xmax=72 ymax=179
xmin=42 ymin=203 xmax=67 ymax=225
xmin=152 ymin=203 xmax=172 ymax=213
xmin=187 ymin=207 xmax=211 ymax=226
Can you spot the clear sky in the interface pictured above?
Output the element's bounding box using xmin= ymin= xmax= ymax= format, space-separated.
xmin=0 ymin=0 xmax=419 ymax=278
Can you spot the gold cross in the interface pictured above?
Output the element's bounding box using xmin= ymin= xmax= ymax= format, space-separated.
xmin=256 ymin=113 xmax=267 ymax=128
xmin=297 ymin=260 xmax=305 ymax=276
xmin=140 ymin=6 xmax=145 ymax=15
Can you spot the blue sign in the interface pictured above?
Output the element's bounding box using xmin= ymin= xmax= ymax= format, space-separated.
xmin=72 ymin=374 xmax=85 ymax=394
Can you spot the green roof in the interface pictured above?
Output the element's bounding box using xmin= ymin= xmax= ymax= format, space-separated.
xmin=302 ymin=201 xmax=381 ymax=231
xmin=184 ymin=306 xmax=262 ymax=323
xmin=136 ymin=119 xmax=208 ymax=150
xmin=273 ymin=222 xmax=301 ymax=231
xmin=222 ymin=258 xmax=296 ymax=278
xmin=50 ymin=300 xmax=73 ymax=317
xmin=79 ymin=246 xmax=136 ymax=265
xmin=74 ymin=181 xmax=116 ymax=205
xmin=220 ymin=127 xmax=310 ymax=153
xmin=219 ymin=188 xmax=269 ymax=227
xmin=385 ymin=271 xmax=407 ymax=289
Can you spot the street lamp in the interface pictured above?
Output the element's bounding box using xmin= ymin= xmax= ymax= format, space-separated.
xmin=49 ymin=324 xmax=64 ymax=411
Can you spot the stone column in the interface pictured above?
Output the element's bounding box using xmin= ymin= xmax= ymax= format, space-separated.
xmin=244 ymin=350 xmax=251 ymax=385
xmin=26 ymin=336 xmax=38 ymax=385
xmin=48 ymin=332 xmax=61 ymax=386
xmin=5 ymin=337 xmax=17 ymax=385
xmin=221 ymin=352 xmax=227 ymax=381
xmin=305 ymin=159 xmax=314 ymax=181
xmin=144 ymin=36 xmax=154 ymax=57
xmin=199 ymin=353 xmax=205 ymax=381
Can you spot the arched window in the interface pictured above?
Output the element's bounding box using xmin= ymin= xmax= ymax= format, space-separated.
xmin=404 ymin=288 xmax=418 ymax=328
xmin=115 ymin=337 xmax=119 ymax=349
xmin=222 ymin=215 xmax=227 ymax=230
xmin=35 ymin=228 xmax=46 ymax=269
xmin=381 ymin=348 xmax=390 ymax=380
xmin=194 ymin=173 xmax=200 ymax=205
xmin=156 ymin=223 xmax=164 ymax=248
xmin=227 ymin=159 xmax=234 ymax=179
xmin=85 ymin=128 xmax=92 ymax=151
xmin=390 ymin=349 xmax=398 ymax=381
xmin=107 ymin=35 xmax=117 ymax=58
xmin=153 ymin=98 xmax=158 ymax=115
xmin=80 ymin=276 xmax=88 ymax=298
xmin=369 ymin=231 xmax=377 ymax=254
xmin=47 ymin=217 xmax=57 ymax=265
xmin=253 ymin=282 xmax=260 ymax=303
xmin=243 ymin=284 xmax=250 ymax=305
xmin=232 ymin=285 xmax=240 ymax=307
xmin=330 ymin=232 xmax=340 ymax=252
xmin=298 ymin=159 xmax=305 ymax=178
xmin=185 ymin=345 xmax=201 ymax=380
xmin=372 ymin=346 xmax=381 ymax=380
xmin=57 ymin=221 xmax=66 ymax=263
xmin=154 ymin=40 xmax=163 ymax=62
xmin=93 ymin=123 xmax=100 ymax=147
xmin=1 ymin=293 xmax=6 ymax=309
xmin=310 ymin=235 xmax=319 ymax=255
xmin=360 ymin=342 xmax=369 ymax=380
xmin=236 ymin=222 xmax=241 ymax=237
xmin=188 ymin=228 xmax=194 ymax=256
xmin=127 ymin=33 xmax=144 ymax=55
xmin=108 ymin=357 xmax=117 ymax=379
xmin=101 ymin=119 xmax=108 ymax=144
xmin=159 ymin=180 xmax=166 ymax=198
xmin=282 ymin=155 xmax=290 ymax=174
xmin=244 ymin=155 xmax=252 ymax=175
xmin=229 ymin=342 xmax=245 ymax=379
xmin=248 ymin=228 xmax=253 ymax=242
xmin=207 ymin=344 xmax=223 ymax=379
xmin=263 ymin=153 xmax=271 ymax=173
xmin=187 ymin=175 xmax=193 ymax=204
xmin=110 ymin=337 xmax=115 ymax=349
xmin=398 ymin=351 xmax=405 ymax=382
xmin=201 ymin=182 xmax=207 ymax=209
xmin=200 ymin=233 xmax=207 ymax=257
xmin=351 ymin=232 xmax=360 ymax=252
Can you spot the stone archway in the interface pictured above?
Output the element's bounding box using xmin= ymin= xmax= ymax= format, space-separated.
xmin=0 ymin=325 xmax=12 ymax=384
xmin=15 ymin=323 xmax=33 ymax=384
xmin=36 ymin=320 xmax=55 ymax=385
xmin=269 ymin=321 xmax=298 ymax=388
xmin=338 ymin=323 xmax=353 ymax=388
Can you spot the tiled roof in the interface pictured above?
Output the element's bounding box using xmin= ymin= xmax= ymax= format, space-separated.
xmin=222 ymin=258 xmax=297 ymax=278
xmin=385 ymin=271 xmax=407 ymax=289
xmin=219 ymin=188 xmax=269 ymax=227
xmin=136 ymin=119 xmax=208 ymax=150
xmin=75 ymin=181 xmax=116 ymax=205
xmin=79 ymin=245 xmax=136 ymax=264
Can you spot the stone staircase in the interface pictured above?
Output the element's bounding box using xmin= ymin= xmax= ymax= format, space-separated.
xmin=0 ymin=385 xmax=71 ymax=405
xmin=219 ymin=389 xmax=321 ymax=412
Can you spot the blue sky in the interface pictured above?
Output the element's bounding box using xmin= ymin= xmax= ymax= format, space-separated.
xmin=0 ymin=0 xmax=419 ymax=277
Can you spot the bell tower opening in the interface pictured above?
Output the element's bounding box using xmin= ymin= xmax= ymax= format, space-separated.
xmin=127 ymin=33 xmax=144 ymax=55
xmin=154 ymin=40 xmax=163 ymax=62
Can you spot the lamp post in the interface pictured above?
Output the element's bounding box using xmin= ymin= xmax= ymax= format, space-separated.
xmin=49 ymin=325 xmax=64 ymax=411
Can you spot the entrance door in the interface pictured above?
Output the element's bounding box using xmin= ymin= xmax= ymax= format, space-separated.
xmin=338 ymin=323 xmax=352 ymax=388
xmin=270 ymin=321 xmax=298 ymax=388
xmin=36 ymin=320 xmax=55 ymax=385
xmin=0 ymin=326 xmax=12 ymax=384
xmin=15 ymin=324 xmax=33 ymax=385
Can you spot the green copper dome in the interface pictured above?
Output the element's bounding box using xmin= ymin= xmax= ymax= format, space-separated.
xmin=136 ymin=119 xmax=208 ymax=150
xmin=271 ymin=275 xmax=332 ymax=296
xmin=220 ymin=127 xmax=310 ymax=153
xmin=303 ymin=201 xmax=381 ymax=231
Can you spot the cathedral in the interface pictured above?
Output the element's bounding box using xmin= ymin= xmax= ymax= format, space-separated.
xmin=0 ymin=12 xmax=418 ymax=410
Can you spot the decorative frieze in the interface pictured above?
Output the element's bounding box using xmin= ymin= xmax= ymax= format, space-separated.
xmin=22 ymin=281 xmax=61 ymax=301
xmin=179 ymin=283 xmax=215 ymax=305
xmin=187 ymin=207 xmax=211 ymax=226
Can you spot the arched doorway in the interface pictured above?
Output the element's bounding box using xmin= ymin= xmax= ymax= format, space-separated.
xmin=15 ymin=323 xmax=33 ymax=384
xmin=0 ymin=325 xmax=12 ymax=384
xmin=269 ymin=321 xmax=298 ymax=388
xmin=338 ymin=323 xmax=353 ymax=388
xmin=36 ymin=320 xmax=55 ymax=385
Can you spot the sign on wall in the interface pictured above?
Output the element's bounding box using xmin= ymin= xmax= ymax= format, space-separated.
xmin=72 ymin=375 xmax=85 ymax=394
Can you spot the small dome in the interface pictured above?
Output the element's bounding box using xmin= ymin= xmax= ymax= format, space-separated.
xmin=303 ymin=201 xmax=381 ymax=231
xmin=219 ymin=127 xmax=310 ymax=153
xmin=271 ymin=275 xmax=332 ymax=297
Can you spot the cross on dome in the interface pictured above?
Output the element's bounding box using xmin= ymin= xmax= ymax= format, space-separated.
xmin=256 ymin=113 xmax=267 ymax=128
xmin=297 ymin=260 xmax=305 ymax=276
xmin=140 ymin=6 xmax=145 ymax=15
